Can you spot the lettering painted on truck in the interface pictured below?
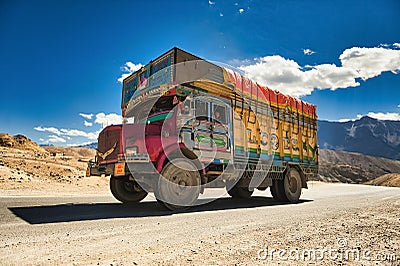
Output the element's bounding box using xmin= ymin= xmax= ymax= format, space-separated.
xmin=261 ymin=132 xmax=268 ymax=146
xmin=270 ymin=133 xmax=279 ymax=150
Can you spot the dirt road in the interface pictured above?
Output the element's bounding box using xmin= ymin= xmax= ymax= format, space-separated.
xmin=1 ymin=183 xmax=399 ymax=265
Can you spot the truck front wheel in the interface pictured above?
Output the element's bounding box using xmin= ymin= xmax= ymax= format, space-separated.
xmin=110 ymin=176 xmax=148 ymax=204
xmin=156 ymin=158 xmax=201 ymax=211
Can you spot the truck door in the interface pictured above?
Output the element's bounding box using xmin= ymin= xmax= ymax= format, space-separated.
xmin=211 ymin=103 xmax=230 ymax=152
xmin=192 ymin=99 xmax=230 ymax=152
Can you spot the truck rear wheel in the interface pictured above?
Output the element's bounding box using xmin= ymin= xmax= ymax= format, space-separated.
xmin=156 ymin=158 xmax=201 ymax=211
xmin=271 ymin=167 xmax=302 ymax=203
xmin=110 ymin=176 xmax=148 ymax=204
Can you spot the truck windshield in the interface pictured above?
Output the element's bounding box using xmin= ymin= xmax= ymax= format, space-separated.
xmin=149 ymin=96 xmax=174 ymax=116
xmin=137 ymin=96 xmax=183 ymax=124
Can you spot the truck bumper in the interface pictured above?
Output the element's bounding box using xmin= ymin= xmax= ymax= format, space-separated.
xmin=86 ymin=161 xmax=159 ymax=178
xmin=86 ymin=161 xmax=115 ymax=177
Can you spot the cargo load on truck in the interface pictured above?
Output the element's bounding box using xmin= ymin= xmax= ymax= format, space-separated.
xmin=88 ymin=47 xmax=318 ymax=210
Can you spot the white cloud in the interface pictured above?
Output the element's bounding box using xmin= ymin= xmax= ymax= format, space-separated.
xmin=239 ymin=8 xmax=244 ymax=14
xmin=220 ymin=13 xmax=224 ymax=17
xmin=48 ymin=135 xmax=66 ymax=143
xmin=398 ymin=104 xmax=400 ymax=108
xmin=337 ymin=114 xmax=363 ymax=123
xmin=86 ymin=132 xmax=100 ymax=140
xmin=95 ymin=113 xmax=123 ymax=128
xmin=340 ymin=46 xmax=400 ymax=80
xmin=240 ymin=55 xmax=359 ymax=97
xmin=117 ymin=73 xmax=132 ymax=83
xmin=34 ymin=112 xmax=121 ymax=145
xmin=303 ymin=48 xmax=315 ymax=55
xmin=60 ymin=129 xmax=87 ymax=137
xmin=123 ymin=62 xmax=143 ymax=73
xmin=239 ymin=44 xmax=400 ymax=97
xmin=34 ymin=126 xmax=61 ymax=136
xmin=39 ymin=138 xmax=44 ymax=142
xmin=59 ymin=128 xmax=100 ymax=140
xmin=208 ymin=0 xmax=215 ymax=5
xmin=234 ymin=2 xmax=238 ymax=5
xmin=367 ymin=112 xmax=400 ymax=121
xmin=393 ymin=43 xmax=400 ymax=48
xmin=84 ymin=120 xmax=93 ymax=127
xmin=79 ymin=113 xmax=93 ymax=120
xmin=118 ymin=62 xmax=143 ymax=83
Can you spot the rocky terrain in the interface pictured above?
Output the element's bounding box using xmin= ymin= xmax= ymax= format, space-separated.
xmin=365 ymin=173 xmax=400 ymax=187
xmin=317 ymin=149 xmax=400 ymax=184
xmin=0 ymin=133 xmax=108 ymax=192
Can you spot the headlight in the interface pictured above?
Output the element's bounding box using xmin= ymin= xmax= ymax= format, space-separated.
xmin=125 ymin=146 xmax=138 ymax=156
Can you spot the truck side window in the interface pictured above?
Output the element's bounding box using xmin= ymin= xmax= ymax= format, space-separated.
xmin=213 ymin=105 xmax=226 ymax=124
xmin=195 ymin=100 xmax=208 ymax=120
xmin=181 ymin=99 xmax=191 ymax=115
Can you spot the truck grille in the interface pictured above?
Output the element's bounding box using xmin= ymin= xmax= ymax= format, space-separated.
xmin=97 ymin=125 xmax=121 ymax=164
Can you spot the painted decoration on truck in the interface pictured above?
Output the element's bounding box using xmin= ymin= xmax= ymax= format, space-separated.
xmin=122 ymin=74 xmax=139 ymax=106
xmin=138 ymin=64 xmax=150 ymax=90
xmin=122 ymin=51 xmax=175 ymax=108
xmin=148 ymin=52 xmax=174 ymax=90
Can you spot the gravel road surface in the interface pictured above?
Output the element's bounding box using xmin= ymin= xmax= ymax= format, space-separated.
xmin=1 ymin=183 xmax=399 ymax=265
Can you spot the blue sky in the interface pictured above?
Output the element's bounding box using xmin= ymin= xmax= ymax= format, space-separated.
xmin=1 ymin=0 xmax=399 ymax=145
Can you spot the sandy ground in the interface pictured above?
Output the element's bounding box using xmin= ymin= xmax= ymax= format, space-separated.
xmin=0 ymin=146 xmax=109 ymax=195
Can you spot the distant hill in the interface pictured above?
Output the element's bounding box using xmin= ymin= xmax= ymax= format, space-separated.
xmin=365 ymin=173 xmax=400 ymax=187
xmin=318 ymin=116 xmax=400 ymax=160
xmin=0 ymin=133 xmax=96 ymax=159
xmin=75 ymin=142 xmax=97 ymax=149
xmin=317 ymin=149 xmax=400 ymax=184
xmin=0 ymin=133 xmax=98 ymax=190
xmin=0 ymin=133 xmax=47 ymax=154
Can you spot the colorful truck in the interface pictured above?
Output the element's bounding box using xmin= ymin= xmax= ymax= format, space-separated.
xmin=87 ymin=47 xmax=318 ymax=210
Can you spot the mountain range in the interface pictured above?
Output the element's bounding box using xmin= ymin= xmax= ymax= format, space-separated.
xmin=76 ymin=142 xmax=98 ymax=149
xmin=318 ymin=116 xmax=400 ymax=160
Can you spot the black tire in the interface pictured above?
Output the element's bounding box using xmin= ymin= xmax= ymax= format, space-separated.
xmin=283 ymin=167 xmax=302 ymax=202
xmin=226 ymin=171 xmax=254 ymax=199
xmin=270 ymin=178 xmax=287 ymax=201
xmin=227 ymin=184 xmax=253 ymax=199
xmin=271 ymin=168 xmax=302 ymax=203
xmin=156 ymin=158 xmax=201 ymax=211
xmin=110 ymin=176 xmax=148 ymax=204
